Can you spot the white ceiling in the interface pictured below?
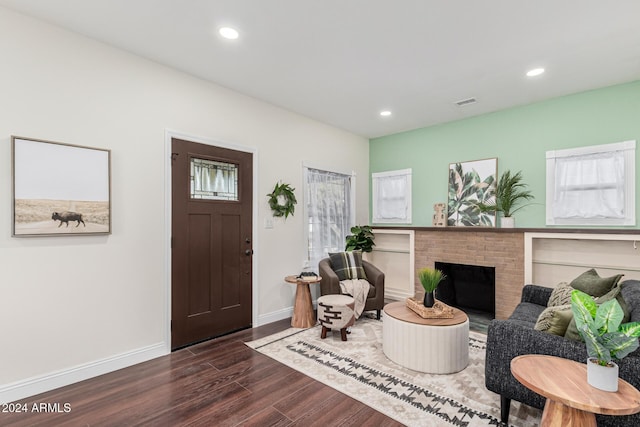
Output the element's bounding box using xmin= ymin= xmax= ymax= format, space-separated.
xmin=2 ymin=0 xmax=640 ymax=138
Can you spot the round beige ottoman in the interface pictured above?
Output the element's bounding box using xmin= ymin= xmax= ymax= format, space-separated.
xmin=317 ymin=294 xmax=356 ymax=341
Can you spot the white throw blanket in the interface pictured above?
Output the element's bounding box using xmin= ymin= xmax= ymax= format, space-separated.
xmin=339 ymin=279 xmax=370 ymax=319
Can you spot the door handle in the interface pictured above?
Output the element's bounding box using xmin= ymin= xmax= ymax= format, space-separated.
xmin=245 ymin=249 xmax=253 ymax=256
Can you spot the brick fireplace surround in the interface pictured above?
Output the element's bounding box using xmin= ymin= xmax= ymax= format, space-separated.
xmin=414 ymin=229 xmax=524 ymax=320
xmin=375 ymin=227 xmax=638 ymax=321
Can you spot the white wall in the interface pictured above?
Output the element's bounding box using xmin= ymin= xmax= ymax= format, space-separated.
xmin=0 ymin=7 xmax=369 ymax=401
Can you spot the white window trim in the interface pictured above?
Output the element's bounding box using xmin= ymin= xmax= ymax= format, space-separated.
xmin=372 ymin=168 xmax=412 ymax=224
xmin=546 ymin=140 xmax=635 ymax=226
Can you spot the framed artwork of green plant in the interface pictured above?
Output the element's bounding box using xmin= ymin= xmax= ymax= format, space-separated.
xmin=447 ymin=158 xmax=497 ymax=227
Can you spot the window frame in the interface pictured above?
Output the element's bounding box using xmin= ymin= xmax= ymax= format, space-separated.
xmin=546 ymin=140 xmax=636 ymax=226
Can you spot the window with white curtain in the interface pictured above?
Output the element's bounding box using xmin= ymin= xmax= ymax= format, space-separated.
xmin=546 ymin=140 xmax=636 ymax=226
xmin=372 ymin=168 xmax=412 ymax=224
xmin=305 ymin=167 xmax=354 ymax=269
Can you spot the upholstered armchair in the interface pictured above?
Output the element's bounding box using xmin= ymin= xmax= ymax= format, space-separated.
xmin=318 ymin=257 xmax=385 ymax=319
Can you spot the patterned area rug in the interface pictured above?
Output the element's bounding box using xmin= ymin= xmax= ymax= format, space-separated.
xmin=246 ymin=316 xmax=541 ymax=427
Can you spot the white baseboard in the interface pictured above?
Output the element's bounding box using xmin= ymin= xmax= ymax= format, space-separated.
xmin=256 ymin=306 xmax=294 ymax=326
xmin=385 ymin=289 xmax=413 ymax=301
xmin=0 ymin=342 xmax=167 ymax=404
xmin=2 ymin=305 xmax=313 ymax=403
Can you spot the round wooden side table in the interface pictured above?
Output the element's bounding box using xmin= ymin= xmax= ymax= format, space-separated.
xmin=285 ymin=275 xmax=321 ymax=328
xmin=382 ymin=301 xmax=469 ymax=373
xmin=511 ymin=354 xmax=640 ymax=427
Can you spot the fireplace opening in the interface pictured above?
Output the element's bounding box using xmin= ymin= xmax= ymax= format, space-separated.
xmin=434 ymin=262 xmax=495 ymax=317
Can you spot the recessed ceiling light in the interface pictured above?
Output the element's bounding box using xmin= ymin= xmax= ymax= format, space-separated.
xmin=219 ymin=27 xmax=239 ymax=40
xmin=526 ymin=68 xmax=545 ymax=77
xmin=380 ymin=110 xmax=392 ymax=117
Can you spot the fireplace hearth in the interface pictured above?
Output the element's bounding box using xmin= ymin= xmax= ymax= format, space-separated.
xmin=435 ymin=262 xmax=495 ymax=317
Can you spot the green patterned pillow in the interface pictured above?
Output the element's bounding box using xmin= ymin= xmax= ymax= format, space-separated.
xmin=534 ymin=304 xmax=573 ymax=336
xmin=329 ymin=250 xmax=367 ymax=281
xmin=569 ymin=268 xmax=623 ymax=298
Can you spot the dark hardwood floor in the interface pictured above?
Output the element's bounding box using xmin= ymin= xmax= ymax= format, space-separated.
xmin=1 ymin=318 xmax=403 ymax=427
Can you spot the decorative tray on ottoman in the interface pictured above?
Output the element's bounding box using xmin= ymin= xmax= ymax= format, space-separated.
xmin=406 ymin=297 xmax=454 ymax=319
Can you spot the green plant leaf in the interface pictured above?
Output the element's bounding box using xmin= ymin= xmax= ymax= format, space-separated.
xmin=602 ymin=331 xmax=640 ymax=360
xmin=619 ymin=321 xmax=640 ymax=338
xmin=418 ymin=268 xmax=446 ymax=293
xmin=579 ymin=324 xmax=611 ymax=363
xmin=594 ymin=298 xmax=623 ymax=334
xmin=571 ymin=290 xmax=597 ymax=323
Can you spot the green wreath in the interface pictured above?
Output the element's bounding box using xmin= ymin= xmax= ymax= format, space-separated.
xmin=267 ymin=182 xmax=297 ymax=218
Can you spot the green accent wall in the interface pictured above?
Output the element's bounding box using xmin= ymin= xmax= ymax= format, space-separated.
xmin=370 ymin=80 xmax=640 ymax=228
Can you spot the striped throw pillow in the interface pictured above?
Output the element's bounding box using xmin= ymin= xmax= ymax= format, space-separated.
xmin=329 ymin=251 xmax=368 ymax=281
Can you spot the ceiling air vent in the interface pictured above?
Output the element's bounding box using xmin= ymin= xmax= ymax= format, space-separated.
xmin=454 ymin=97 xmax=477 ymax=107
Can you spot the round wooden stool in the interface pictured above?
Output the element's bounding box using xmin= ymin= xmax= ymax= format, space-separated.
xmin=317 ymin=294 xmax=356 ymax=341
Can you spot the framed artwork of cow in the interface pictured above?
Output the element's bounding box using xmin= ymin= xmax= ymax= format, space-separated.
xmin=12 ymin=136 xmax=111 ymax=237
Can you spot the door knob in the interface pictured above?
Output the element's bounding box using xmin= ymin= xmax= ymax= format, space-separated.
xmin=245 ymin=249 xmax=253 ymax=256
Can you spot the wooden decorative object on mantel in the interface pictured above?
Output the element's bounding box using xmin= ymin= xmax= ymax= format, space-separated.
xmin=432 ymin=203 xmax=447 ymax=227
xmin=406 ymin=297 xmax=455 ymax=319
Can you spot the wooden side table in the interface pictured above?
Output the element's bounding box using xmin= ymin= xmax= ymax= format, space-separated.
xmin=511 ymin=355 xmax=640 ymax=427
xmin=285 ymin=275 xmax=321 ymax=328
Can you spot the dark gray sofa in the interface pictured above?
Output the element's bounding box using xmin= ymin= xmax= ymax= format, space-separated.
xmin=485 ymin=279 xmax=640 ymax=427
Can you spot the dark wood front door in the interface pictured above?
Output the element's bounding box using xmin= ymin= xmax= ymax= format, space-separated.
xmin=171 ymin=138 xmax=253 ymax=349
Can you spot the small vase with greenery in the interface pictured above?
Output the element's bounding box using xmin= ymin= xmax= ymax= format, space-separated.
xmin=418 ymin=267 xmax=446 ymax=308
xmin=571 ymin=289 xmax=640 ymax=391
xmin=345 ymin=225 xmax=375 ymax=252
xmin=476 ymin=170 xmax=534 ymax=228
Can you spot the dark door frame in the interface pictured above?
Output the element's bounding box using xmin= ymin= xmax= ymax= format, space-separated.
xmin=163 ymin=130 xmax=258 ymax=353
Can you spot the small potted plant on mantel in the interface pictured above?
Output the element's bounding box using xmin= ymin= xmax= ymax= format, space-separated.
xmin=571 ymin=289 xmax=640 ymax=392
xmin=476 ymin=170 xmax=534 ymax=228
xmin=418 ymin=267 xmax=446 ymax=308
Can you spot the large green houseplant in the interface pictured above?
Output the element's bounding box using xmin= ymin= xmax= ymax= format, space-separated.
xmin=345 ymin=225 xmax=375 ymax=253
xmin=476 ymin=170 xmax=534 ymax=228
xmin=418 ymin=267 xmax=446 ymax=308
xmin=571 ymin=289 xmax=640 ymax=391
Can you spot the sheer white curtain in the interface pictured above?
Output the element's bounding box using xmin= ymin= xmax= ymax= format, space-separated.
xmin=553 ymin=150 xmax=625 ymax=219
xmin=372 ymin=169 xmax=412 ymax=223
xmin=306 ymin=167 xmax=353 ymax=270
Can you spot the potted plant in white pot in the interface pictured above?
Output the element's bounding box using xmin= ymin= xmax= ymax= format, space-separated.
xmin=418 ymin=267 xmax=446 ymax=308
xmin=476 ymin=170 xmax=534 ymax=228
xmin=571 ymin=289 xmax=640 ymax=391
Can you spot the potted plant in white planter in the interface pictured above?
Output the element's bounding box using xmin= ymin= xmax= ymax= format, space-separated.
xmin=571 ymin=289 xmax=640 ymax=391
xmin=476 ymin=170 xmax=534 ymax=228
xmin=418 ymin=267 xmax=446 ymax=308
